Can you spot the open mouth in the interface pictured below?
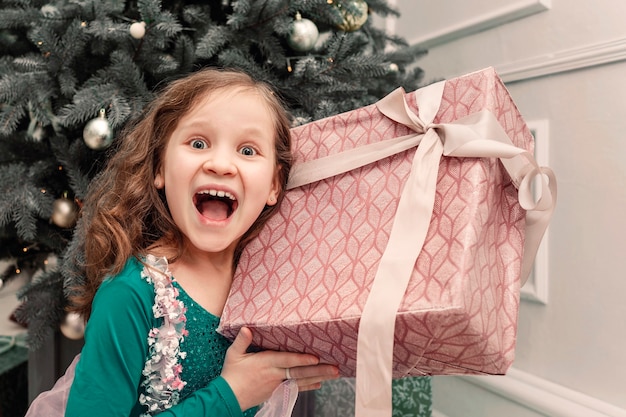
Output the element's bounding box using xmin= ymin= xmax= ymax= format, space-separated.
xmin=194 ymin=189 xmax=238 ymax=221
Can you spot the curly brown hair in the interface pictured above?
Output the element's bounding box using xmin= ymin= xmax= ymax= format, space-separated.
xmin=69 ymin=68 xmax=293 ymax=320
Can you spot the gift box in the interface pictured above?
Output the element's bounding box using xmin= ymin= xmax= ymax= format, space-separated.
xmin=218 ymin=67 xmax=555 ymax=414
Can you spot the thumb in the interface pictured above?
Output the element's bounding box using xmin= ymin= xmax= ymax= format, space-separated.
xmin=230 ymin=326 xmax=253 ymax=355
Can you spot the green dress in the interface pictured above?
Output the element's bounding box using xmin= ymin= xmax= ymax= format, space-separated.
xmin=65 ymin=256 xmax=256 ymax=417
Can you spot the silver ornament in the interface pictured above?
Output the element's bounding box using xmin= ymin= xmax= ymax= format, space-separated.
xmin=287 ymin=12 xmax=319 ymax=52
xmin=83 ymin=108 xmax=113 ymax=150
xmin=51 ymin=197 xmax=79 ymax=228
xmin=60 ymin=312 xmax=85 ymax=340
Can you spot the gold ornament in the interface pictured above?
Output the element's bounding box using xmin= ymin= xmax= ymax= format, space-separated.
xmin=51 ymin=197 xmax=79 ymax=228
xmin=83 ymin=108 xmax=113 ymax=150
xmin=60 ymin=312 xmax=85 ymax=340
xmin=130 ymin=21 xmax=146 ymax=39
xmin=335 ymin=0 xmax=369 ymax=32
xmin=287 ymin=12 xmax=319 ymax=52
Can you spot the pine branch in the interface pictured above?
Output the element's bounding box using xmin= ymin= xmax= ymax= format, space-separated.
xmin=0 ymin=162 xmax=56 ymax=241
xmin=49 ymin=135 xmax=92 ymax=200
xmin=14 ymin=268 xmax=65 ymax=350
xmin=195 ymin=25 xmax=232 ymax=60
xmin=0 ymin=5 xmax=40 ymax=30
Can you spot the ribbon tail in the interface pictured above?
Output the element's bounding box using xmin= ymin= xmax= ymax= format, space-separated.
xmin=355 ymin=130 xmax=444 ymax=417
xmin=519 ymin=166 xmax=557 ymax=284
xmin=255 ymin=379 xmax=299 ymax=417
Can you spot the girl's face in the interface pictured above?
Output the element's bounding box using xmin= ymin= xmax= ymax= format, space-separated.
xmin=155 ymin=88 xmax=280 ymax=258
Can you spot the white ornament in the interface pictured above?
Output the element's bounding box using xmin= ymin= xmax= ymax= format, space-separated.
xmin=60 ymin=312 xmax=85 ymax=340
xmin=130 ymin=21 xmax=146 ymax=39
xmin=287 ymin=12 xmax=319 ymax=52
xmin=389 ymin=63 xmax=399 ymax=72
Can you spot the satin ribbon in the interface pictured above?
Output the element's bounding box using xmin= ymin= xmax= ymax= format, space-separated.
xmin=286 ymin=80 xmax=557 ymax=417
xmin=254 ymin=379 xmax=299 ymax=417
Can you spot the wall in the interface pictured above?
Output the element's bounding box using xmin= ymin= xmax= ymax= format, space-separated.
xmin=390 ymin=1 xmax=626 ymax=416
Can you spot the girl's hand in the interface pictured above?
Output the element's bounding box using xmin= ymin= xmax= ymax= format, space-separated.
xmin=221 ymin=327 xmax=340 ymax=411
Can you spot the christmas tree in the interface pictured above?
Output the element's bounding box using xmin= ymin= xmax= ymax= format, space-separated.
xmin=0 ymin=0 xmax=425 ymax=349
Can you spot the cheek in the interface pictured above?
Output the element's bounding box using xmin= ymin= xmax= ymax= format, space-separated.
xmin=245 ymin=172 xmax=277 ymax=208
xmin=162 ymin=170 xmax=190 ymax=211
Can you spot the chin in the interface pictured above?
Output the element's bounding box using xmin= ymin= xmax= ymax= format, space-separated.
xmin=187 ymin=238 xmax=237 ymax=257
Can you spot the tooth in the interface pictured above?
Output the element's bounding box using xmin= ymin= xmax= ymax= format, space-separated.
xmin=196 ymin=189 xmax=236 ymax=200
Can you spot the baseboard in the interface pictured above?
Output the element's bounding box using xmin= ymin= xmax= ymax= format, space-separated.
xmin=458 ymin=368 xmax=626 ymax=417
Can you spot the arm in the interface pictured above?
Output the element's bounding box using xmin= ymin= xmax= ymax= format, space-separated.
xmin=65 ymin=272 xmax=154 ymax=416
xmin=65 ymin=263 xmax=247 ymax=417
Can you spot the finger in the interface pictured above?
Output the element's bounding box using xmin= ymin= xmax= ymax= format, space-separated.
xmin=229 ymin=327 xmax=253 ymax=355
xmin=287 ymin=364 xmax=339 ymax=380
xmin=294 ymin=373 xmax=338 ymax=388
xmin=298 ymin=382 xmax=322 ymax=392
xmin=277 ymin=353 xmax=320 ymax=369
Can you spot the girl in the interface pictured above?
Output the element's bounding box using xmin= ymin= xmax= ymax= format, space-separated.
xmin=57 ymin=68 xmax=338 ymax=416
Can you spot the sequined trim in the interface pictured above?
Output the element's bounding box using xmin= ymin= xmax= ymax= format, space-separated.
xmin=138 ymin=255 xmax=189 ymax=416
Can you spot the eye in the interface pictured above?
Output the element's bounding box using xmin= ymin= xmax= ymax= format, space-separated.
xmin=239 ymin=145 xmax=257 ymax=156
xmin=190 ymin=139 xmax=208 ymax=149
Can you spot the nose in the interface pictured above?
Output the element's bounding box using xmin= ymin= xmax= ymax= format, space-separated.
xmin=202 ymin=147 xmax=236 ymax=176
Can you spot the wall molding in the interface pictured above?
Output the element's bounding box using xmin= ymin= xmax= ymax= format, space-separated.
xmin=497 ymin=37 xmax=626 ymax=83
xmin=457 ymin=368 xmax=626 ymax=417
xmin=410 ymin=0 xmax=551 ymax=49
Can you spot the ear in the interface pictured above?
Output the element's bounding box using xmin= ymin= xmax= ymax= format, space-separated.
xmin=154 ymin=168 xmax=165 ymax=189
xmin=266 ymin=166 xmax=282 ymax=206
xmin=266 ymin=186 xmax=279 ymax=206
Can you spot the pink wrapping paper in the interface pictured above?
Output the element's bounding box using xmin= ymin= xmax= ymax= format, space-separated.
xmin=218 ymin=68 xmax=555 ymax=413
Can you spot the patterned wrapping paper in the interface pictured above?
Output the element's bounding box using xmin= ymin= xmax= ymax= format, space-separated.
xmin=218 ymin=68 xmax=554 ymax=382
